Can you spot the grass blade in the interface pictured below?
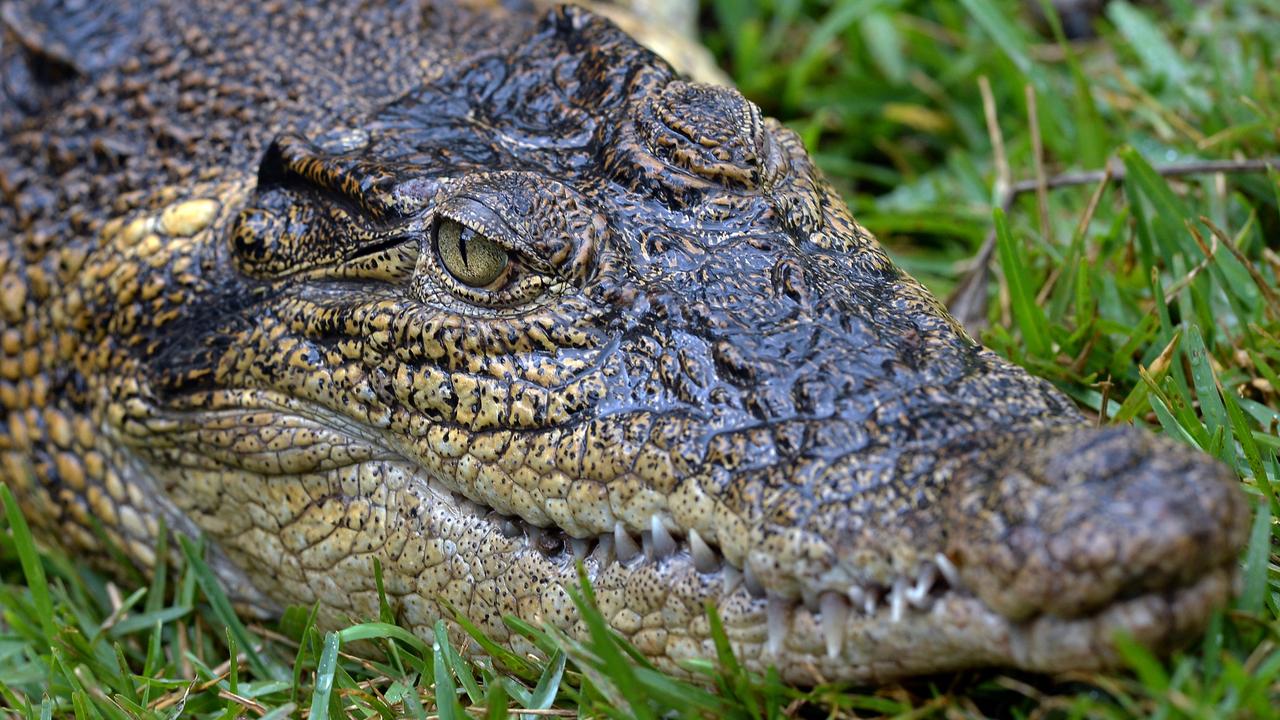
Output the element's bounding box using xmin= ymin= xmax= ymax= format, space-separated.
xmin=527 ymin=649 xmax=566 ymax=711
xmin=308 ymin=631 xmax=340 ymax=720
xmin=177 ymin=536 xmax=281 ymax=681
xmin=1238 ymin=501 xmax=1271 ymax=616
xmin=993 ymin=208 xmax=1050 ymax=357
xmin=432 ymin=621 xmax=462 ymax=720
xmin=0 ymin=486 xmax=56 ymax=642
xmin=1107 ymin=1 xmax=1189 ymax=85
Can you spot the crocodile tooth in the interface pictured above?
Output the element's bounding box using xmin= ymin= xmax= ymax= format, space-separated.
xmin=890 ymin=578 xmax=907 ymax=623
xmin=766 ymin=595 xmax=789 ymax=655
xmin=614 ymin=522 xmax=641 ymax=562
xmin=527 ymin=526 xmax=564 ymax=556
xmin=688 ymin=529 xmax=718 ymax=573
xmin=819 ymin=592 xmax=849 ymax=659
xmin=1009 ymin=628 xmax=1030 ymax=665
xmin=847 ymin=585 xmax=868 ymax=615
xmin=906 ymin=564 xmax=936 ymax=607
xmin=457 ymin=497 xmax=480 ymax=517
xmin=934 ymin=552 xmax=961 ymax=589
xmin=722 ymin=565 xmax=742 ymax=595
xmin=591 ymin=534 xmax=614 ymax=565
xmin=743 ymin=563 xmax=766 ymax=598
xmin=851 ymin=585 xmax=877 ymax=616
xmin=497 ymin=517 xmax=521 ymax=539
xmin=650 ymin=515 xmax=677 ymax=558
xmin=569 ymin=537 xmax=591 ymax=562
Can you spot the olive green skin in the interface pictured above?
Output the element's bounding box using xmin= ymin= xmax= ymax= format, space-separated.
xmin=0 ymin=0 xmax=1248 ymax=683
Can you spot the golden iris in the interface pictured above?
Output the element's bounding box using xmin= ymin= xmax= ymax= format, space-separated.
xmin=436 ymin=218 xmax=508 ymax=287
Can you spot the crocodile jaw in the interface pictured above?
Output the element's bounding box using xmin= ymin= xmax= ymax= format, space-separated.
xmin=115 ymin=387 xmax=1247 ymax=684
xmin=593 ymin=557 xmax=1236 ymax=684
xmin=123 ymin=443 xmax=1239 ymax=685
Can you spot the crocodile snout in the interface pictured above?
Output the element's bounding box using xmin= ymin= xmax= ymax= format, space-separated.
xmin=945 ymin=426 xmax=1250 ymax=623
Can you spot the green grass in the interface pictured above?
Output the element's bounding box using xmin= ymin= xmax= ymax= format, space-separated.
xmin=3 ymin=0 xmax=1279 ymax=716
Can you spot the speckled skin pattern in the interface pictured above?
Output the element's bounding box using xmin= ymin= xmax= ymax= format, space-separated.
xmin=0 ymin=0 xmax=1250 ymax=683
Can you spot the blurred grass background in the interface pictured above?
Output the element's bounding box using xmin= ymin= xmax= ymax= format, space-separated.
xmin=703 ymin=0 xmax=1277 ymax=293
xmin=1 ymin=0 xmax=1277 ymax=717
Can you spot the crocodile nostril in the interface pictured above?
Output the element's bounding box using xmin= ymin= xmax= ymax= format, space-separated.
xmin=945 ymin=427 xmax=1251 ymax=622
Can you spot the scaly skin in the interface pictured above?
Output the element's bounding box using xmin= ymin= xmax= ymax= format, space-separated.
xmin=0 ymin=0 xmax=1249 ymax=683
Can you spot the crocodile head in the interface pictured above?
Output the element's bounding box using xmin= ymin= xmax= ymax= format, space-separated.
xmin=71 ymin=6 xmax=1248 ymax=683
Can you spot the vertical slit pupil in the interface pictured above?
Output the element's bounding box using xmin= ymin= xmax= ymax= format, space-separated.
xmin=436 ymin=218 xmax=509 ymax=287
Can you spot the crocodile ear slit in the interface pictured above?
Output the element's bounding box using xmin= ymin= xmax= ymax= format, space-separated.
xmin=253 ymin=133 xmax=400 ymax=220
xmin=254 ymin=137 xmax=290 ymax=188
xmin=232 ymin=134 xmax=426 ymax=281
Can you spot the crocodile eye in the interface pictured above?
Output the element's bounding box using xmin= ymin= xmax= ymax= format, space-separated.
xmin=435 ymin=218 xmax=509 ymax=287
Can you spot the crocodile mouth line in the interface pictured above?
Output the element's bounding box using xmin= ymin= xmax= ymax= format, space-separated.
xmin=414 ymin=464 xmax=962 ymax=658
xmin=141 ymin=392 xmax=1235 ymax=666
xmin=146 ymin=391 xmax=964 ymax=657
xmin=422 ymin=475 xmax=1238 ymax=669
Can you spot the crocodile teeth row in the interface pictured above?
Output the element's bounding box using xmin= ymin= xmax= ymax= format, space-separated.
xmin=767 ymin=559 xmax=957 ymax=658
xmin=480 ymin=504 xmax=959 ymax=657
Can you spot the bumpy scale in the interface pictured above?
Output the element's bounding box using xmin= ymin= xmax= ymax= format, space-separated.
xmin=0 ymin=0 xmax=1249 ymax=684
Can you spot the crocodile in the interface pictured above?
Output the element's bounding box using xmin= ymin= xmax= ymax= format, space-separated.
xmin=0 ymin=0 xmax=1250 ymax=684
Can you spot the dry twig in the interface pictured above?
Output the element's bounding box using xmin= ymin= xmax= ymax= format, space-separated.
xmin=947 ymin=156 xmax=1280 ymax=330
